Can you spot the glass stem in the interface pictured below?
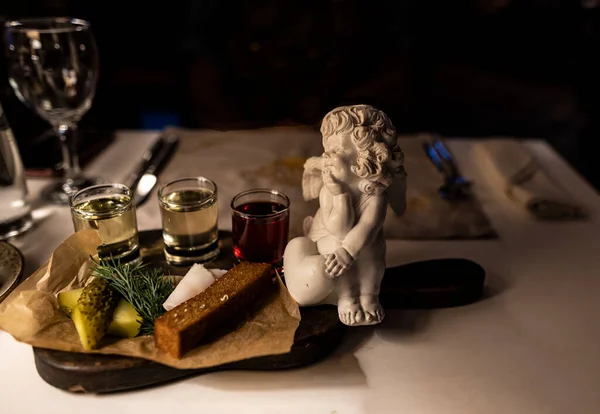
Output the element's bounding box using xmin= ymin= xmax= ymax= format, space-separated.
xmin=55 ymin=123 xmax=81 ymax=182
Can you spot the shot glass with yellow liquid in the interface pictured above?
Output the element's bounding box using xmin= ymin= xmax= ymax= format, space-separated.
xmin=70 ymin=183 xmax=140 ymax=263
xmin=158 ymin=177 xmax=219 ymax=266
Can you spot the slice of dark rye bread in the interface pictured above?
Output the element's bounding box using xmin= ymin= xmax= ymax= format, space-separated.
xmin=154 ymin=262 xmax=275 ymax=359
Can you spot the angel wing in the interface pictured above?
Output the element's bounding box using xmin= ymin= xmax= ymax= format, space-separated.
xmin=386 ymin=147 xmax=407 ymax=216
xmin=387 ymin=171 xmax=407 ymax=216
xmin=302 ymin=156 xmax=324 ymax=201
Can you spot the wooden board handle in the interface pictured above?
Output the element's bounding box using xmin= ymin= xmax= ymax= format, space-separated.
xmin=381 ymin=258 xmax=485 ymax=309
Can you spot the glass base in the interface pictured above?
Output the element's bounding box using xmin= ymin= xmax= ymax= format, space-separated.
xmin=164 ymin=240 xmax=220 ymax=267
xmin=42 ymin=176 xmax=103 ymax=204
xmin=98 ymin=249 xmax=141 ymax=266
xmin=0 ymin=212 xmax=34 ymax=240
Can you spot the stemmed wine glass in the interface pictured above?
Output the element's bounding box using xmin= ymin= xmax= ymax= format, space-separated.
xmin=4 ymin=17 xmax=101 ymax=203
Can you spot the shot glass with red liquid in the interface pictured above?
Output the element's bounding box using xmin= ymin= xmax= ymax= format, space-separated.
xmin=231 ymin=189 xmax=290 ymax=266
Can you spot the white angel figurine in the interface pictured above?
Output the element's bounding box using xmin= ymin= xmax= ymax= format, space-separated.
xmin=284 ymin=105 xmax=407 ymax=326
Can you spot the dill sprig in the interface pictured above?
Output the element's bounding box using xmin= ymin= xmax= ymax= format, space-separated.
xmin=91 ymin=258 xmax=174 ymax=336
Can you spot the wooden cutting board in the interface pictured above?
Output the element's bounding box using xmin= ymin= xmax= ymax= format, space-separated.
xmin=33 ymin=230 xmax=485 ymax=393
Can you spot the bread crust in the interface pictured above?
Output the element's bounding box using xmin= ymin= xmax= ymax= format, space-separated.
xmin=154 ymin=262 xmax=274 ymax=358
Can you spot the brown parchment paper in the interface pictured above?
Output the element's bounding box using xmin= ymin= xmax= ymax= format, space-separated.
xmin=0 ymin=230 xmax=301 ymax=369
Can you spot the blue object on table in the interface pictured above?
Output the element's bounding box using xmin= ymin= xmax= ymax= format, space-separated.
xmin=423 ymin=141 xmax=472 ymax=201
xmin=140 ymin=112 xmax=181 ymax=130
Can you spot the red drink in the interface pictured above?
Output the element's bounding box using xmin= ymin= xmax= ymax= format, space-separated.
xmin=231 ymin=190 xmax=290 ymax=264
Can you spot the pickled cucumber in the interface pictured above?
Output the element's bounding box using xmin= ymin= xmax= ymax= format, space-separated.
xmin=57 ymin=288 xmax=83 ymax=317
xmin=58 ymin=286 xmax=141 ymax=340
xmin=72 ymin=278 xmax=119 ymax=350
xmin=108 ymin=299 xmax=142 ymax=338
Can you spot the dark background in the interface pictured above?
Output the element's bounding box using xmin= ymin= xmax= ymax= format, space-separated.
xmin=1 ymin=0 xmax=600 ymax=188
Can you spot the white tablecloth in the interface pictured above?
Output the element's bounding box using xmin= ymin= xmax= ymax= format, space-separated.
xmin=2 ymin=131 xmax=600 ymax=414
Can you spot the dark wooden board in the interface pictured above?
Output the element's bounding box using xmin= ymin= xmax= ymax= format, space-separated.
xmin=33 ymin=230 xmax=485 ymax=393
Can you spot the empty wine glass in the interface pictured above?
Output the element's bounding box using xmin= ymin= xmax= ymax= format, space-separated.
xmin=4 ymin=17 xmax=101 ymax=203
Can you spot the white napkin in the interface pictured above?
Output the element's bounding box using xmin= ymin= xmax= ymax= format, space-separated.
xmin=474 ymin=139 xmax=587 ymax=220
xmin=138 ymin=128 xmax=496 ymax=239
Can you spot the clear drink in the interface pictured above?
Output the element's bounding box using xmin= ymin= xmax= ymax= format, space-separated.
xmin=70 ymin=184 xmax=139 ymax=262
xmin=159 ymin=177 xmax=219 ymax=265
xmin=0 ymin=102 xmax=32 ymax=240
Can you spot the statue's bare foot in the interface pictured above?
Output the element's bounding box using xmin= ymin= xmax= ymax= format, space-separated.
xmin=337 ymin=296 xmax=364 ymax=326
xmin=360 ymin=295 xmax=385 ymax=325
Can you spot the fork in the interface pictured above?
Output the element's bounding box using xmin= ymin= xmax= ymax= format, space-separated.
xmin=423 ymin=138 xmax=472 ymax=201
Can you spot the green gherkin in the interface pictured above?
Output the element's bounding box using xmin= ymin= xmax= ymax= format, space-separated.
xmin=108 ymin=299 xmax=142 ymax=338
xmin=72 ymin=278 xmax=119 ymax=350
xmin=57 ymin=288 xmax=83 ymax=317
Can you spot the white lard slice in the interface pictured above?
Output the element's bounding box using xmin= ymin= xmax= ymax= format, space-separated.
xmin=163 ymin=264 xmax=217 ymax=311
xmin=209 ymin=269 xmax=227 ymax=279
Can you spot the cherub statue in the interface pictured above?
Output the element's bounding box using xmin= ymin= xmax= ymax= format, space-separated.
xmin=284 ymin=105 xmax=407 ymax=326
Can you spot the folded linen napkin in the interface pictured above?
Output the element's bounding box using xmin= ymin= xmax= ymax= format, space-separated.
xmin=474 ymin=139 xmax=587 ymax=220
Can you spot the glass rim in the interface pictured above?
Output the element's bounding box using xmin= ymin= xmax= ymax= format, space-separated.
xmin=231 ymin=188 xmax=290 ymax=219
xmin=158 ymin=176 xmax=218 ymax=208
xmin=69 ymin=183 xmax=133 ymax=211
xmin=5 ymin=17 xmax=91 ymax=33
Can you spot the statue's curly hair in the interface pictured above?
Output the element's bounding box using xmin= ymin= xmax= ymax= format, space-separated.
xmin=320 ymin=105 xmax=405 ymax=195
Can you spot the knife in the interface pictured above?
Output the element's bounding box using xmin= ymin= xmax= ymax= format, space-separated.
xmin=126 ymin=136 xmax=164 ymax=190
xmin=133 ymin=134 xmax=179 ymax=206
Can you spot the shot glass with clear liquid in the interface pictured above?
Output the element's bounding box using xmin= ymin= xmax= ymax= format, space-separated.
xmin=158 ymin=177 xmax=219 ymax=266
xmin=69 ymin=183 xmax=140 ymax=263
